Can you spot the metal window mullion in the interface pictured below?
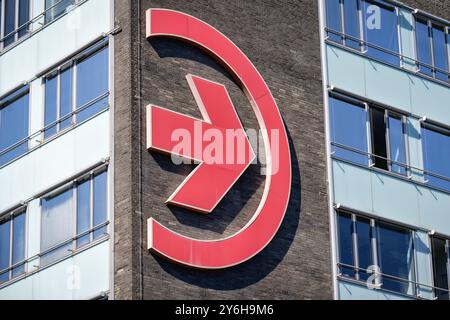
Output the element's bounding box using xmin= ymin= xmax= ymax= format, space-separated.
xmin=8 ymin=216 xmax=13 ymax=281
xmin=365 ymin=103 xmax=373 ymax=166
xmin=428 ymin=20 xmax=436 ymax=78
xmin=446 ymin=240 xmax=450 ymax=300
xmin=89 ymin=173 xmax=94 ymax=243
xmin=396 ymin=7 xmax=404 ymax=67
xmin=351 ymin=214 xmax=360 ymax=281
xmin=56 ymin=70 xmax=61 ymax=133
xmin=370 ymin=219 xmax=380 ymax=287
xmin=340 ymin=0 xmax=346 ymax=45
xmin=402 ymin=115 xmax=411 ymax=177
xmin=14 ymin=0 xmax=18 ymax=42
xmin=72 ymin=62 xmax=77 ymax=125
xmin=385 ymin=110 xmax=392 ymax=172
xmin=0 ymin=0 xmax=5 ymax=50
xmin=446 ymin=27 xmax=450 ymax=80
xmin=72 ymin=185 xmax=77 ymax=251
xmin=410 ymin=231 xmax=418 ymax=296
xmin=357 ymin=0 xmax=365 ymax=52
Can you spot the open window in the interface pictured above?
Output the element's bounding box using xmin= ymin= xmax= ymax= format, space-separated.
xmin=431 ymin=236 xmax=450 ymax=300
xmin=329 ymin=93 xmax=408 ymax=175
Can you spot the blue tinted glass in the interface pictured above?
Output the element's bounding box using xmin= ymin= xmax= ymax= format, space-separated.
xmin=12 ymin=212 xmax=25 ymax=278
xmin=41 ymin=189 xmax=73 ymax=266
xmin=363 ymin=1 xmax=400 ymax=66
xmin=356 ymin=217 xmax=372 ymax=281
xmin=330 ymin=96 xmax=368 ymax=166
xmin=44 ymin=75 xmax=57 ymax=138
xmin=45 ymin=0 xmax=75 ymax=23
xmin=4 ymin=0 xmax=16 ymax=47
xmin=343 ymin=0 xmax=360 ymax=49
xmin=432 ymin=26 xmax=449 ymax=82
xmin=326 ymin=0 xmax=342 ymax=43
xmin=77 ymin=180 xmax=91 ymax=248
xmin=388 ymin=116 xmax=406 ymax=175
xmin=60 ymin=67 xmax=73 ymax=130
xmin=0 ymin=91 xmax=29 ymax=166
xmin=416 ymin=20 xmax=433 ymax=76
xmin=377 ymin=223 xmax=414 ymax=295
xmin=76 ymin=46 xmax=109 ymax=123
xmin=422 ymin=127 xmax=450 ymax=192
xmin=432 ymin=237 xmax=449 ymax=300
xmin=0 ymin=220 xmax=11 ymax=283
xmin=93 ymin=171 xmax=107 ymax=239
xmin=18 ymin=0 xmax=29 ymax=38
xmin=338 ymin=213 xmax=355 ymax=277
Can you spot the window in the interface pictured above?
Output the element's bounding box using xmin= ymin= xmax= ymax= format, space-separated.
xmin=0 ymin=211 xmax=26 ymax=285
xmin=329 ymin=95 xmax=369 ymax=166
xmin=421 ymin=124 xmax=450 ymax=192
xmin=431 ymin=236 xmax=450 ymax=300
xmin=40 ymin=169 xmax=108 ymax=266
xmin=415 ymin=18 xmax=449 ymax=82
xmin=337 ymin=211 xmax=416 ymax=296
xmin=44 ymin=41 xmax=109 ymax=139
xmin=329 ymin=93 xmax=408 ymax=175
xmin=0 ymin=0 xmax=30 ymax=48
xmin=324 ymin=0 xmax=401 ymax=66
xmin=0 ymin=85 xmax=29 ymax=167
xmin=45 ymin=0 xmax=76 ymax=23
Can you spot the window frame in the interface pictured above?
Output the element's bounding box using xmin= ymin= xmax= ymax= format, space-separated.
xmin=430 ymin=235 xmax=450 ymax=300
xmin=0 ymin=207 xmax=27 ymax=285
xmin=420 ymin=122 xmax=450 ymax=192
xmin=413 ymin=15 xmax=450 ymax=83
xmin=0 ymin=0 xmax=31 ymax=50
xmin=42 ymin=40 xmax=109 ymax=140
xmin=0 ymin=84 xmax=30 ymax=167
xmin=325 ymin=0 xmax=402 ymax=66
xmin=336 ymin=209 xmax=418 ymax=297
xmin=329 ymin=92 xmax=409 ymax=177
xmin=39 ymin=167 xmax=109 ymax=266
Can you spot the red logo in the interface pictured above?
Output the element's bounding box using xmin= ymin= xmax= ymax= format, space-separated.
xmin=146 ymin=9 xmax=292 ymax=269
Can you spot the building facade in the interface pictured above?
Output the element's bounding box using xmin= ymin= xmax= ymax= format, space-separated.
xmin=0 ymin=0 xmax=448 ymax=300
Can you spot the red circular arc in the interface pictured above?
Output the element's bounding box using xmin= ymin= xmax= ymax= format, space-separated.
xmin=146 ymin=8 xmax=292 ymax=269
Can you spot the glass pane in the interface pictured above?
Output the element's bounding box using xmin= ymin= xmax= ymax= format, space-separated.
xmin=12 ymin=212 xmax=25 ymax=278
xmin=371 ymin=108 xmax=388 ymax=170
xmin=4 ymin=0 xmax=16 ymax=47
xmin=0 ymin=91 xmax=29 ymax=166
xmin=60 ymin=67 xmax=73 ymax=130
xmin=422 ymin=127 xmax=450 ymax=192
xmin=416 ymin=19 xmax=433 ymax=77
xmin=356 ymin=217 xmax=372 ymax=281
xmin=76 ymin=46 xmax=109 ymax=123
xmin=362 ymin=1 xmax=400 ymax=66
xmin=41 ymin=189 xmax=73 ymax=266
xmin=377 ymin=223 xmax=414 ymax=295
xmin=326 ymin=0 xmax=342 ymax=43
xmin=388 ymin=115 xmax=406 ymax=175
xmin=431 ymin=238 xmax=449 ymax=300
xmin=44 ymin=75 xmax=58 ymax=138
xmin=338 ymin=213 xmax=355 ymax=277
xmin=93 ymin=171 xmax=108 ymax=239
xmin=343 ymin=0 xmax=360 ymax=49
xmin=77 ymin=179 xmax=91 ymax=248
xmin=45 ymin=0 xmax=75 ymax=23
xmin=432 ymin=25 xmax=449 ymax=82
xmin=330 ymin=96 xmax=369 ymax=166
xmin=17 ymin=0 xmax=29 ymax=38
xmin=0 ymin=220 xmax=11 ymax=284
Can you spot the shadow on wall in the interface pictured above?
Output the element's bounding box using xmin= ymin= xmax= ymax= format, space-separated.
xmin=153 ymin=129 xmax=301 ymax=290
xmin=148 ymin=38 xmax=301 ymax=290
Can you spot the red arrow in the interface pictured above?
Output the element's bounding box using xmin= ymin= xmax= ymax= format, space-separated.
xmin=147 ymin=74 xmax=256 ymax=214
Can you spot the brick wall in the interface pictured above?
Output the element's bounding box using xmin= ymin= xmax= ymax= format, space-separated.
xmin=114 ymin=0 xmax=330 ymax=300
